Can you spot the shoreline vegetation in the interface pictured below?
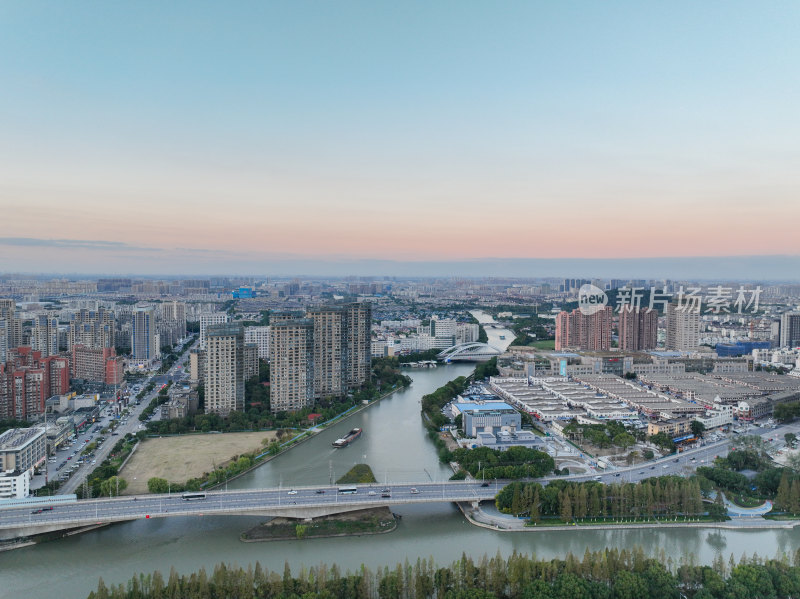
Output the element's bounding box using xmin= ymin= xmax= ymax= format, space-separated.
xmin=89 ymin=547 xmax=800 ymax=599
xmin=240 ymin=507 xmax=397 ymax=543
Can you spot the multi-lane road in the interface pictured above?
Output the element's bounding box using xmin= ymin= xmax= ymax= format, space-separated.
xmin=54 ymin=340 xmax=196 ymax=495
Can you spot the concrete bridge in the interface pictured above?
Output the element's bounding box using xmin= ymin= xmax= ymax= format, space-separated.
xmin=0 ymin=480 xmax=504 ymax=541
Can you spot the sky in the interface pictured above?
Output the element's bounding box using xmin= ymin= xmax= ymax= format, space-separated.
xmin=1 ymin=1 xmax=799 ymax=277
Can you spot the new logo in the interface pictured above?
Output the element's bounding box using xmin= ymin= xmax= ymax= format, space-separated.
xmin=578 ymin=284 xmax=608 ymax=316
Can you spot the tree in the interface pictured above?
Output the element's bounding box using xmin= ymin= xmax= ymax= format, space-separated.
xmin=691 ymin=420 xmax=706 ymax=438
xmin=147 ymin=477 xmax=169 ymax=494
xmin=559 ymin=491 xmax=573 ymax=522
xmin=613 ymin=432 xmax=635 ymax=450
xmin=786 ymin=433 xmax=797 ymax=447
xmin=643 ymin=449 xmax=654 ymax=460
xmin=100 ymin=476 xmax=128 ymax=497
xmin=649 ymin=432 xmax=675 ymax=453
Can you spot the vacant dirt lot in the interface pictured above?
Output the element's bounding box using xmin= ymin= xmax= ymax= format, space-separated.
xmin=120 ymin=431 xmax=277 ymax=495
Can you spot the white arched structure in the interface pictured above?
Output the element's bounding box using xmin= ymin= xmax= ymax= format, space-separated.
xmin=437 ymin=342 xmax=502 ymax=362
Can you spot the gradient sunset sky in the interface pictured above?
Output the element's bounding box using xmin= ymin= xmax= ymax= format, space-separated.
xmin=1 ymin=1 xmax=799 ymax=275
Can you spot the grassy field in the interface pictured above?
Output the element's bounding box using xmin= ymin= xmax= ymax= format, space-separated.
xmin=120 ymin=431 xmax=277 ymax=494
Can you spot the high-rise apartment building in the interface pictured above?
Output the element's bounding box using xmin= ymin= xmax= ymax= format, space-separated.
xmin=0 ymin=348 xmax=68 ymax=420
xmin=554 ymin=307 xmax=612 ymax=351
xmin=269 ymin=318 xmax=315 ymax=413
xmin=189 ymin=348 xmax=206 ymax=383
xmin=31 ymin=315 xmax=59 ymax=357
xmin=71 ymin=345 xmax=123 ymax=385
xmin=204 ymin=323 xmax=245 ymax=416
xmin=430 ymin=317 xmax=457 ymax=344
xmin=160 ymin=301 xmax=187 ymax=346
xmin=665 ymin=303 xmax=700 ymax=351
xmin=307 ymin=306 xmax=345 ymax=399
xmin=0 ymin=299 xmax=21 ymax=350
xmin=244 ymin=325 xmax=270 ymax=359
xmin=243 ymin=343 xmax=259 ymax=381
xmin=68 ymin=307 xmax=115 ymax=350
xmin=343 ymin=302 xmax=372 ymax=389
xmin=618 ymin=306 xmax=658 ymax=351
xmin=199 ymin=312 xmax=229 ymax=350
xmin=780 ymin=312 xmax=800 ymax=348
xmin=132 ymin=307 xmax=159 ymax=362
xmin=269 ymin=302 xmax=371 ymax=412
xmin=0 ymin=319 xmax=7 ymax=364
xmin=455 ymin=322 xmax=480 ymax=345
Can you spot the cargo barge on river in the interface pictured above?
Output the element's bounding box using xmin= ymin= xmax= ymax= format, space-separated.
xmin=332 ymin=428 xmax=362 ymax=448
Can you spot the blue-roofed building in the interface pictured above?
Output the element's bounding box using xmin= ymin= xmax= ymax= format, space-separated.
xmin=231 ymin=286 xmax=255 ymax=299
xmin=715 ymin=341 xmax=771 ymax=357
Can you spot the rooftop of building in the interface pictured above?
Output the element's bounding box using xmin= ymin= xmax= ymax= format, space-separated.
xmin=0 ymin=427 xmax=44 ymax=450
xmin=458 ymin=402 xmax=516 ymax=413
xmin=207 ymin=323 xmax=245 ymax=336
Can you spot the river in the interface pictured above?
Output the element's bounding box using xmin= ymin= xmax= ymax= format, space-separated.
xmin=2 ymin=365 xmax=800 ymax=599
xmin=470 ymin=309 xmax=516 ymax=352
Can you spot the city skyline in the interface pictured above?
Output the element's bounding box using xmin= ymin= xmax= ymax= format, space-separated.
xmin=2 ymin=2 xmax=799 ymax=274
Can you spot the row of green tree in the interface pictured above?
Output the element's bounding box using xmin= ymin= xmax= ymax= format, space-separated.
xmin=451 ymin=446 xmax=555 ymax=481
xmin=89 ymin=548 xmax=800 ymax=599
xmin=496 ymin=477 xmax=724 ymax=522
xmin=420 ymin=376 xmax=469 ymax=431
xmin=138 ymin=382 xmax=172 ymax=422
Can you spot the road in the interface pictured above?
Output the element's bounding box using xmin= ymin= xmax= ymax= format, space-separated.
xmin=55 ymin=338 xmax=196 ymax=496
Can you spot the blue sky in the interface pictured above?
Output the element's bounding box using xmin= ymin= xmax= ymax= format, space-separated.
xmin=1 ymin=1 xmax=799 ymax=276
